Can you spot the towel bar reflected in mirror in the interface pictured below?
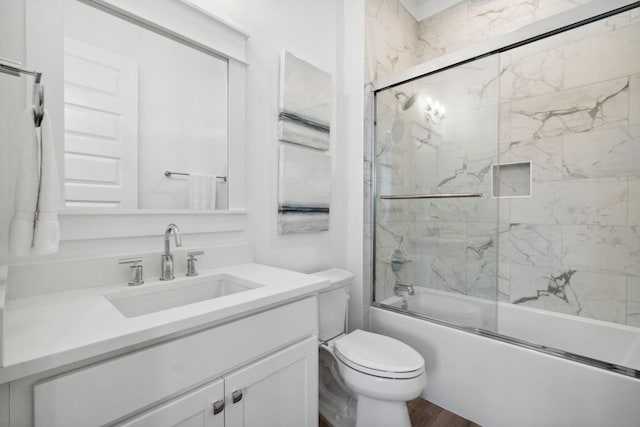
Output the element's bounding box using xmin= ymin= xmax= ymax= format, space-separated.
xmin=164 ymin=170 xmax=227 ymax=182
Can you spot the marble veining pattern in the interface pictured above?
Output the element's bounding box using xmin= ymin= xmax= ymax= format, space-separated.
xmin=500 ymin=137 xmax=563 ymax=181
xmin=507 ymin=77 xmax=630 ymax=142
xmin=500 ymin=47 xmax=564 ymax=101
xmin=562 ymin=225 xmax=640 ymax=276
xmin=513 ymin=269 xmax=581 ymax=308
xmin=416 ymin=2 xmax=469 ymax=63
xmin=509 ymin=178 xmax=628 ymax=225
xmin=562 ymin=126 xmax=640 ymax=179
xmin=509 ymin=265 xmax=627 ymax=323
xmin=563 ymin=23 xmax=640 ymax=89
xmin=365 ymin=0 xmax=419 ymax=81
xmin=497 ymin=262 xmax=511 ymax=302
xmin=416 ymin=0 xmax=593 ymax=63
xmin=499 ymin=223 xmax=562 ymax=268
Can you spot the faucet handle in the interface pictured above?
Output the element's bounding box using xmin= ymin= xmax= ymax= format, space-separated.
xmin=118 ymin=258 xmax=144 ymax=286
xmin=390 ymin=249 xmax=412 ymax=272
xmin=186 ymin=251 xmax=204 ymax=277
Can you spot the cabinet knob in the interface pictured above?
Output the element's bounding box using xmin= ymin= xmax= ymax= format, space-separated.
xmin=212 ymin=399 xmax=225 ymax=415
xmin=232 ymin=389 xmax=243 ymax=404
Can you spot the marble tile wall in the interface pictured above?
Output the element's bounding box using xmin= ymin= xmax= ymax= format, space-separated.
xmin=365 ymin=0 xmax=420 ymax=82
xmin=498 ymin=11 xmax=640 ymax=325
xmin=416 ymin=0 xmax=594 ymax=64
xmin=373 ymin=88 xmax=418 ymax=300
xmin=366 ymin=1 xmax=640 ymax=328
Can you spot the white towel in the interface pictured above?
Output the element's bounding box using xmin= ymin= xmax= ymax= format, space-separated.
xmin=8 ymin=108 xmax=59 ymax=256
xmin=9 ymin=108 xmax=40 ymax=256
xmin=32 ymin=109 xmax=60 ymax=254
xmin=188 ymin=174 xmax=216 ymax=210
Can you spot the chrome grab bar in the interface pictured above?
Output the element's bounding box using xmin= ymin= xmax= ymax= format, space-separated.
xmin=379 ymin=193 xmax=483 ymax=200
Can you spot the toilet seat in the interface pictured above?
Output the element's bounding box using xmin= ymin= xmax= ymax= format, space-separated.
xmin=333 ymin=330 xmax=425 ymax=379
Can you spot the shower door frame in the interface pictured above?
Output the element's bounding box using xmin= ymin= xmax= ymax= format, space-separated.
xmin=369 ymin=0 xmax=640 ymax=379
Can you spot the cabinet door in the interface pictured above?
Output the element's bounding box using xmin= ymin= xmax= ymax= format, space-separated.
xmin=225 ymin=337 xmax=318 ymax=427
xmin=118 ymin=379 xmax=225 ymax=427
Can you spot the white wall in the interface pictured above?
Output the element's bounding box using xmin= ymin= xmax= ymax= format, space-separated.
xmin=190 ymin=5 xmax=340 ymax=261
xmin=0 ymin=1 xmax=27 ymax=263
xmin=191 ymin=0 xmax=339 ymax=271
xmin=337 ymin=0 xmax=367 ymax=330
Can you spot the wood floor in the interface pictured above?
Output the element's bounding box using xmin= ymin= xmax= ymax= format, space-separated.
xmin=319 ymin=398 xmax=480 ymax=427
xmin=407 ymin=398 xmax=480 ymax=427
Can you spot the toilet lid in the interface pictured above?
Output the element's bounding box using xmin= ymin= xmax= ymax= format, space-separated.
xmin=334 ymin=330 xmax=425 ymax=379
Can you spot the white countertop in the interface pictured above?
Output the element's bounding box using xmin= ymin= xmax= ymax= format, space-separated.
xmin=0 ymin=263 xmax=329 ymax=383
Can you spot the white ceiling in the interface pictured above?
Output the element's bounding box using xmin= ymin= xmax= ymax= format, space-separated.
xmin=398 ymin=0 xmax=461 ymax=21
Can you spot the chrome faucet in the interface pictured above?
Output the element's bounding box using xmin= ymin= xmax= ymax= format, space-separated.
xmin=160 ymin=223 xmax=182 ymax=281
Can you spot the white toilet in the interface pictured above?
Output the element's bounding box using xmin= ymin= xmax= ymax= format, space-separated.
xmin=313 ymin=269 xmax=427 ymax=427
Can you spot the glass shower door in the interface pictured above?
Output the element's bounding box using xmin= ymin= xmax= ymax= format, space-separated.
xmin=373 ymin=54 xmax=501 ymax=332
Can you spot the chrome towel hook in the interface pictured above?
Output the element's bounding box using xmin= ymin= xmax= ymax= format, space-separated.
xmin=0 ymin=56 xmax=45 ymax=127
xmin=33 ymin=72 xmax=45 ymax=127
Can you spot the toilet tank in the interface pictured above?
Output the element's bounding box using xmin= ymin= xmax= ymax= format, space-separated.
xmin=312 ymin=269 xmax=354 ymax=342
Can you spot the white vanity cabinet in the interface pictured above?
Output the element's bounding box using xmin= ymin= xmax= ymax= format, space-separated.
xmin=28 ymin=297 xmax=318 ymax=427
xmin=121 ymin=337 xmax=317 ymax=427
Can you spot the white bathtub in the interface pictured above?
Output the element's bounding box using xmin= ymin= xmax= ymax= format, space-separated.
xmin=374 ymin=288 xmax=640 ymax=427
xmin=381 ymin=287 xmax=640 ymax=370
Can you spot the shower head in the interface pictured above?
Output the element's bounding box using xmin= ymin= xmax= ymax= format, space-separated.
xmin=394 ymin=91 xmax=418 ymax=110
xmin=402 ymin=93 xmax=417 ymax=110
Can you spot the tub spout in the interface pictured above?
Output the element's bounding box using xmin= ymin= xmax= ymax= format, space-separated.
xmin=394 ymin=283 xmax=415 ymax=297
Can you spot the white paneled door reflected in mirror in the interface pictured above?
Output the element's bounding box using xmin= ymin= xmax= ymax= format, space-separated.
xmin=63 ymin=0 xmax=229 ymax=211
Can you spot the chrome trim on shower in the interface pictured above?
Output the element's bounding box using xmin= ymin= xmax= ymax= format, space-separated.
xmin=371 ymin=302 xmax=640 ymax=379
xmin=379 ymin=193 xmax=483 ymax=200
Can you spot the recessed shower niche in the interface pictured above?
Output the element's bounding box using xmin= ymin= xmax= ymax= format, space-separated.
xmin=491 ymin=161 xmax=532 ymax=198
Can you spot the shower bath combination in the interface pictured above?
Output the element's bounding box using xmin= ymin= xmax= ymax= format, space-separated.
xmin=371 ymin=0 xmax=640 ymax=383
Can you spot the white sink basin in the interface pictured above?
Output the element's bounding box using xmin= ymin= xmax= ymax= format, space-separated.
xmin=105 ymin=274 xmax=262 ymax=318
